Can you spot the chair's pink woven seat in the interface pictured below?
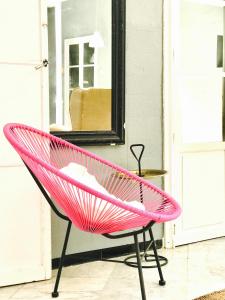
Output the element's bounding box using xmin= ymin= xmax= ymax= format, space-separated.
xmin=3 ymin=123 xmax=181 ymax=234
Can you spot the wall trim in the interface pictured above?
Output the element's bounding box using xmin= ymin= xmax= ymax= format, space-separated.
xmin=163 ymin=0 xmax=176 ymax=249
xmin=52 ymin=239 xmax=162 ymax=269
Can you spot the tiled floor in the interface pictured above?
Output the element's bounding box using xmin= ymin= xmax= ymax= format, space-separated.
xmin=1 ymin=238 xmax=225 ymax=300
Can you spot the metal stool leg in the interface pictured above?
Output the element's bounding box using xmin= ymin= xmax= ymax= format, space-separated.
xmin=52 ymin=221 xmax=72 ymax=298
xmin=134 ymin=234 xmax=146 ymax=300
xmin=149 ymin=228 xmax=166 ymax=286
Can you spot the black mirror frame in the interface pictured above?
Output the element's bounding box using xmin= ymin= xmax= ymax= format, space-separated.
xmin=51 ymin=0 xmax=126 ymax=146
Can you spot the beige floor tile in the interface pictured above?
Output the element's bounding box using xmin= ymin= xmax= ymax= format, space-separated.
xmin=0 ymin=285 xmax=23 ymax=300
xmin=57 ymin=260 xmax=115 ymax=279
xmin=3 ymin=237 xmax=225 ymax=300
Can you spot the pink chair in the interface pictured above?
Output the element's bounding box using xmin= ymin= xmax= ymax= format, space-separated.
xmin=3 ymin=123 xmax=181 ymax=300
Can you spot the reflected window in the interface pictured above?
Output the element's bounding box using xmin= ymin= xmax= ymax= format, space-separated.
xmin=48 ymin=0 xmax=112 ymax=133
xmin=66 ymin=37 xmax=95 ymax=93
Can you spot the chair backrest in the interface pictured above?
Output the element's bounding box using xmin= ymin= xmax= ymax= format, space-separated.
xmin=3 ymin=123 xmax=181 ymax=234
xmin=69 ymin=88 xmax=111 ymax=131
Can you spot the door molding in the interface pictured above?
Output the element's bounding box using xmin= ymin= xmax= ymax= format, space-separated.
xmin=163 ymin=0 xmax=176 ymax=248
xmin=40 ymin=0 xmax=51 ymax=279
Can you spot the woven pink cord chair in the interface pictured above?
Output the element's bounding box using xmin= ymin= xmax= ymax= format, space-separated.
xmin=3 ymin=123 xmax=181 ymax=300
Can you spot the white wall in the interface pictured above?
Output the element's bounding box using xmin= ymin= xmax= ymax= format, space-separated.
xmin=52 ymin=0 xmax=164 ymax=258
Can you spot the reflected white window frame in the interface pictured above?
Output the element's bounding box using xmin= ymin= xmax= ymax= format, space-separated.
xmin=48 ymin=0 xmax=63 ymax=126
xmin=64 ymin=36 xmax=97 ymax=129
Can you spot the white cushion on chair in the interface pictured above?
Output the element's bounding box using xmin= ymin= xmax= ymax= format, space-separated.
xmin=60 ymin=163 xmax=145 ymax=210
xmin=60 ymin=162 xmax=112 ymax=195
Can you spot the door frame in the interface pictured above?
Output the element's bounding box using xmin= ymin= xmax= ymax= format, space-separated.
xmin=39 ymin=0 xmax=51 ymax=279
xmin=163 ymin=0 xmax=178 ymax=248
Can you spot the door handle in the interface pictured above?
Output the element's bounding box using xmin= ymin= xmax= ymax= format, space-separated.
xmin=35 ymin=59 xmax=49 ymax=70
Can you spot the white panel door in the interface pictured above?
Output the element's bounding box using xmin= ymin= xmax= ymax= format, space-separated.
xmin=0 ymin=167 xmax=50 ymax=286
xmin=0 ymin=0 xmax=51 ymax=286
xmin=175 ymin=149 xmax=225 ymax=245
xmin=169 ymin=0 xmax=225 ymax=246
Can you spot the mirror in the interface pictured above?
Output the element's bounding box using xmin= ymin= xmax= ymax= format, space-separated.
xmin=47 ymin=0 xmax=125 ymax=145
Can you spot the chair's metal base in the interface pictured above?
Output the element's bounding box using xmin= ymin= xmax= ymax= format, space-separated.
xmin=51 ymin=292 xmax=59 ymax=298
xmin=103 ymin=226 xmax=166 ymax=300
xmin=124 ymin=253 xmax=168 ymax=269
xmin=25 ymin=165 xmax=166 ymax=300
xmin=124 ymin=228 xmax=168 ymax=270
xmin=124 ymin=253 xmax=167 ymax=286
xmin=52 ymin=221 xmax=72 ymax=298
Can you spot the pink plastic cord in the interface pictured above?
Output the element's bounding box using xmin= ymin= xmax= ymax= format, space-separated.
xmin=3 ymin=123 xmax=181 ymax=234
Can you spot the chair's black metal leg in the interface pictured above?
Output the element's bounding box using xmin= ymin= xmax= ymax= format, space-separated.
xmin=134 ymin=234 xmax=146 ymax=300
xmin=52 ymin=220 xmax=72 ymax=298
xmin=149 ymin=228 xmax=166 ymax=286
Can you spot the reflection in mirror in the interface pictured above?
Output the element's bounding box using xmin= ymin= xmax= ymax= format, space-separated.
xmin=48 ymin=0 xmax=112 ymax=132
xmin=70 ymin=88 xmax=111 ymax=131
